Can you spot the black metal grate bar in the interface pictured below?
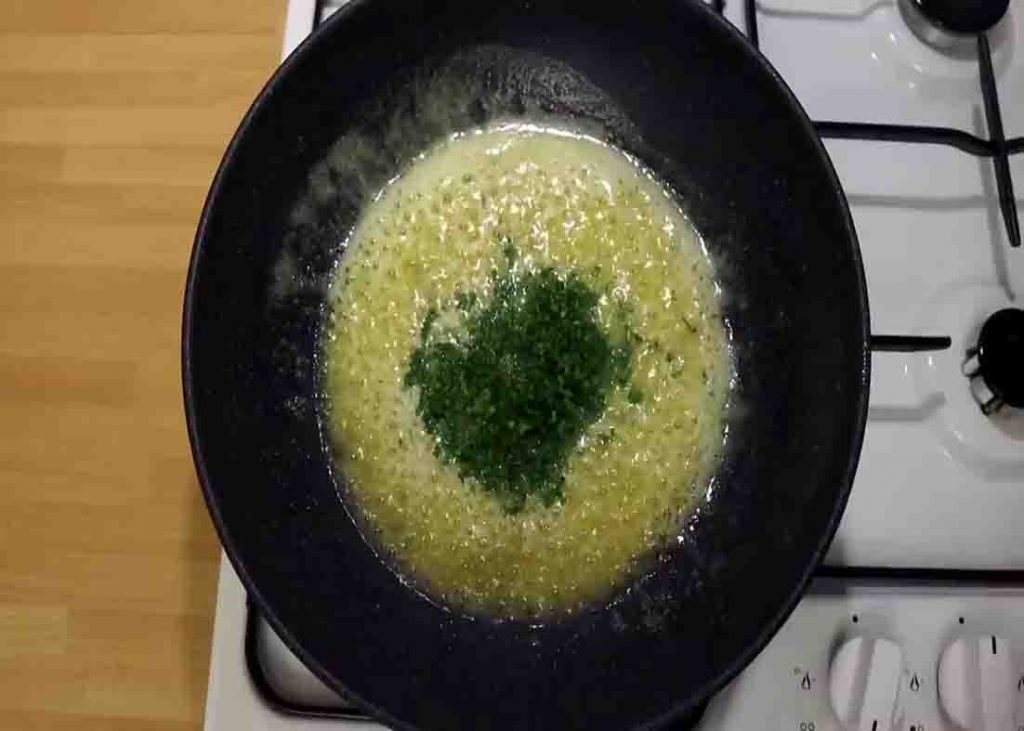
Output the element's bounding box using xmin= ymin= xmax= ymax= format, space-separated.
xmin=312 ymin=0 xmax=326 ymax=29
xmin=817 ymin=121 xmax=1024 ymax=158
xmin=976 ymin=33 xmax=1021 ymax=247
xmin=815 ymin=121 xmax=994 ymax=155
xmin=870 ymin=335 xmax=952 ymax=352
xmin=817 ymin=565 xmax=1024 ymax=585
xmin=711 ymin=0 xmax=725 ymax=15
xmin=744 ymin=0 xmax=759 ymax=47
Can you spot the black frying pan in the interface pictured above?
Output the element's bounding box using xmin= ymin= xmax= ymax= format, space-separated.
xmin=183 ymin=0 xmax=870 ymax=728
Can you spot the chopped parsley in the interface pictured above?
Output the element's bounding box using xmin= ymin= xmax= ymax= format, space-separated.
xmin=404 ymin=249 xmax=633 ymax=512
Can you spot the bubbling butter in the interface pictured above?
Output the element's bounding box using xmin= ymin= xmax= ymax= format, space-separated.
xmin=323 ymin=123 xmax=731 ymax=618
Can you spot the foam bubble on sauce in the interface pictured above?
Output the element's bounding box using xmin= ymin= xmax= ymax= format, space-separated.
xmin=323 ymin=122 xmax=731 ymax=619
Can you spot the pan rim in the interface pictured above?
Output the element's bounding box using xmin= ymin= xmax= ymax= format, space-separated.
xmin=181 ymin=0 xmax=871 ymax=727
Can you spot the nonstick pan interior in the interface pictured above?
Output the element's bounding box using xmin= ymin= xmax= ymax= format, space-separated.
xmin=183 ymin=1 xmax=870 ymax=728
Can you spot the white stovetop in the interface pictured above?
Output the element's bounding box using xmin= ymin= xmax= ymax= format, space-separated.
xmin=784 ymin=0 xmax=1024 ymax=568
xmin=205 ymin=0 xmax=1024 ymax=727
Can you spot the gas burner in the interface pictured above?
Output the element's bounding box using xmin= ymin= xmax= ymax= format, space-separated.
xmin=859 ymin=0 xmax=1016 ymax=100
xmin=912 ymin=283 xmax=1024 ymax=479
xmin=963 ymin=307 xmax=1024 ymax=414
xmin=899 ymin=0 xmax=1010 ymax=50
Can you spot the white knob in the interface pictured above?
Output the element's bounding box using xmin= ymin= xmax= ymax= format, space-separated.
xmin=828 ymin=636 xmax=904 ymax=731
xmin=938 ymin=635 xmax=1015 ymax=731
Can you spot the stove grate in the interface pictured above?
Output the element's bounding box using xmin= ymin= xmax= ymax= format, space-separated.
xmin=737 ymin=0 xmax=1022 ymax=249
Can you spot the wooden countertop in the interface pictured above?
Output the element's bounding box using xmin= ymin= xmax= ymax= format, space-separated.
xmin=0 ymin=2 xmax=285 ymax=728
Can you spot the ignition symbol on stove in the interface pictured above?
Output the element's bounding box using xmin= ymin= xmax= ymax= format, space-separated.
xmin=910 ymin=673 xmax=921 ymax=692
xmin=801 ymin=672 xmax=812 ymax=690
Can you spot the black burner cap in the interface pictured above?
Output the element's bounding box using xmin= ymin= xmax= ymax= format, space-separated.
xmin=976 ymin=307 xmax=1024 ymax=408
xmin=910 ymin=0 xmax=1010 ymax=34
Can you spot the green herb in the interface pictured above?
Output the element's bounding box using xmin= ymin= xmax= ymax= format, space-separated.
xmin=404 ymin=248 xmax=633 ymax=512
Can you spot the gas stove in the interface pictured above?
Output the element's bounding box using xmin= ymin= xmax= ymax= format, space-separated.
xmin=203 ymin=1 xmax=1024 ymax=728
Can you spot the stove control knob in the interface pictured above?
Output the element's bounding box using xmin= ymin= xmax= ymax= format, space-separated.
xmin=938 ymin=635 xmax=1015 ymax=730
xmin=828 ymin=636 xmax=904 ymax=731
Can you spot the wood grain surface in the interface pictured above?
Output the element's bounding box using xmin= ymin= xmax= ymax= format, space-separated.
xmin=0 ymin=2 xmax=285 ymax=727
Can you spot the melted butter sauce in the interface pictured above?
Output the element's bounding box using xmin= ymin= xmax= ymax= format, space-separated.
xmin=323 ymin=123 xmax=732 ymax=619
